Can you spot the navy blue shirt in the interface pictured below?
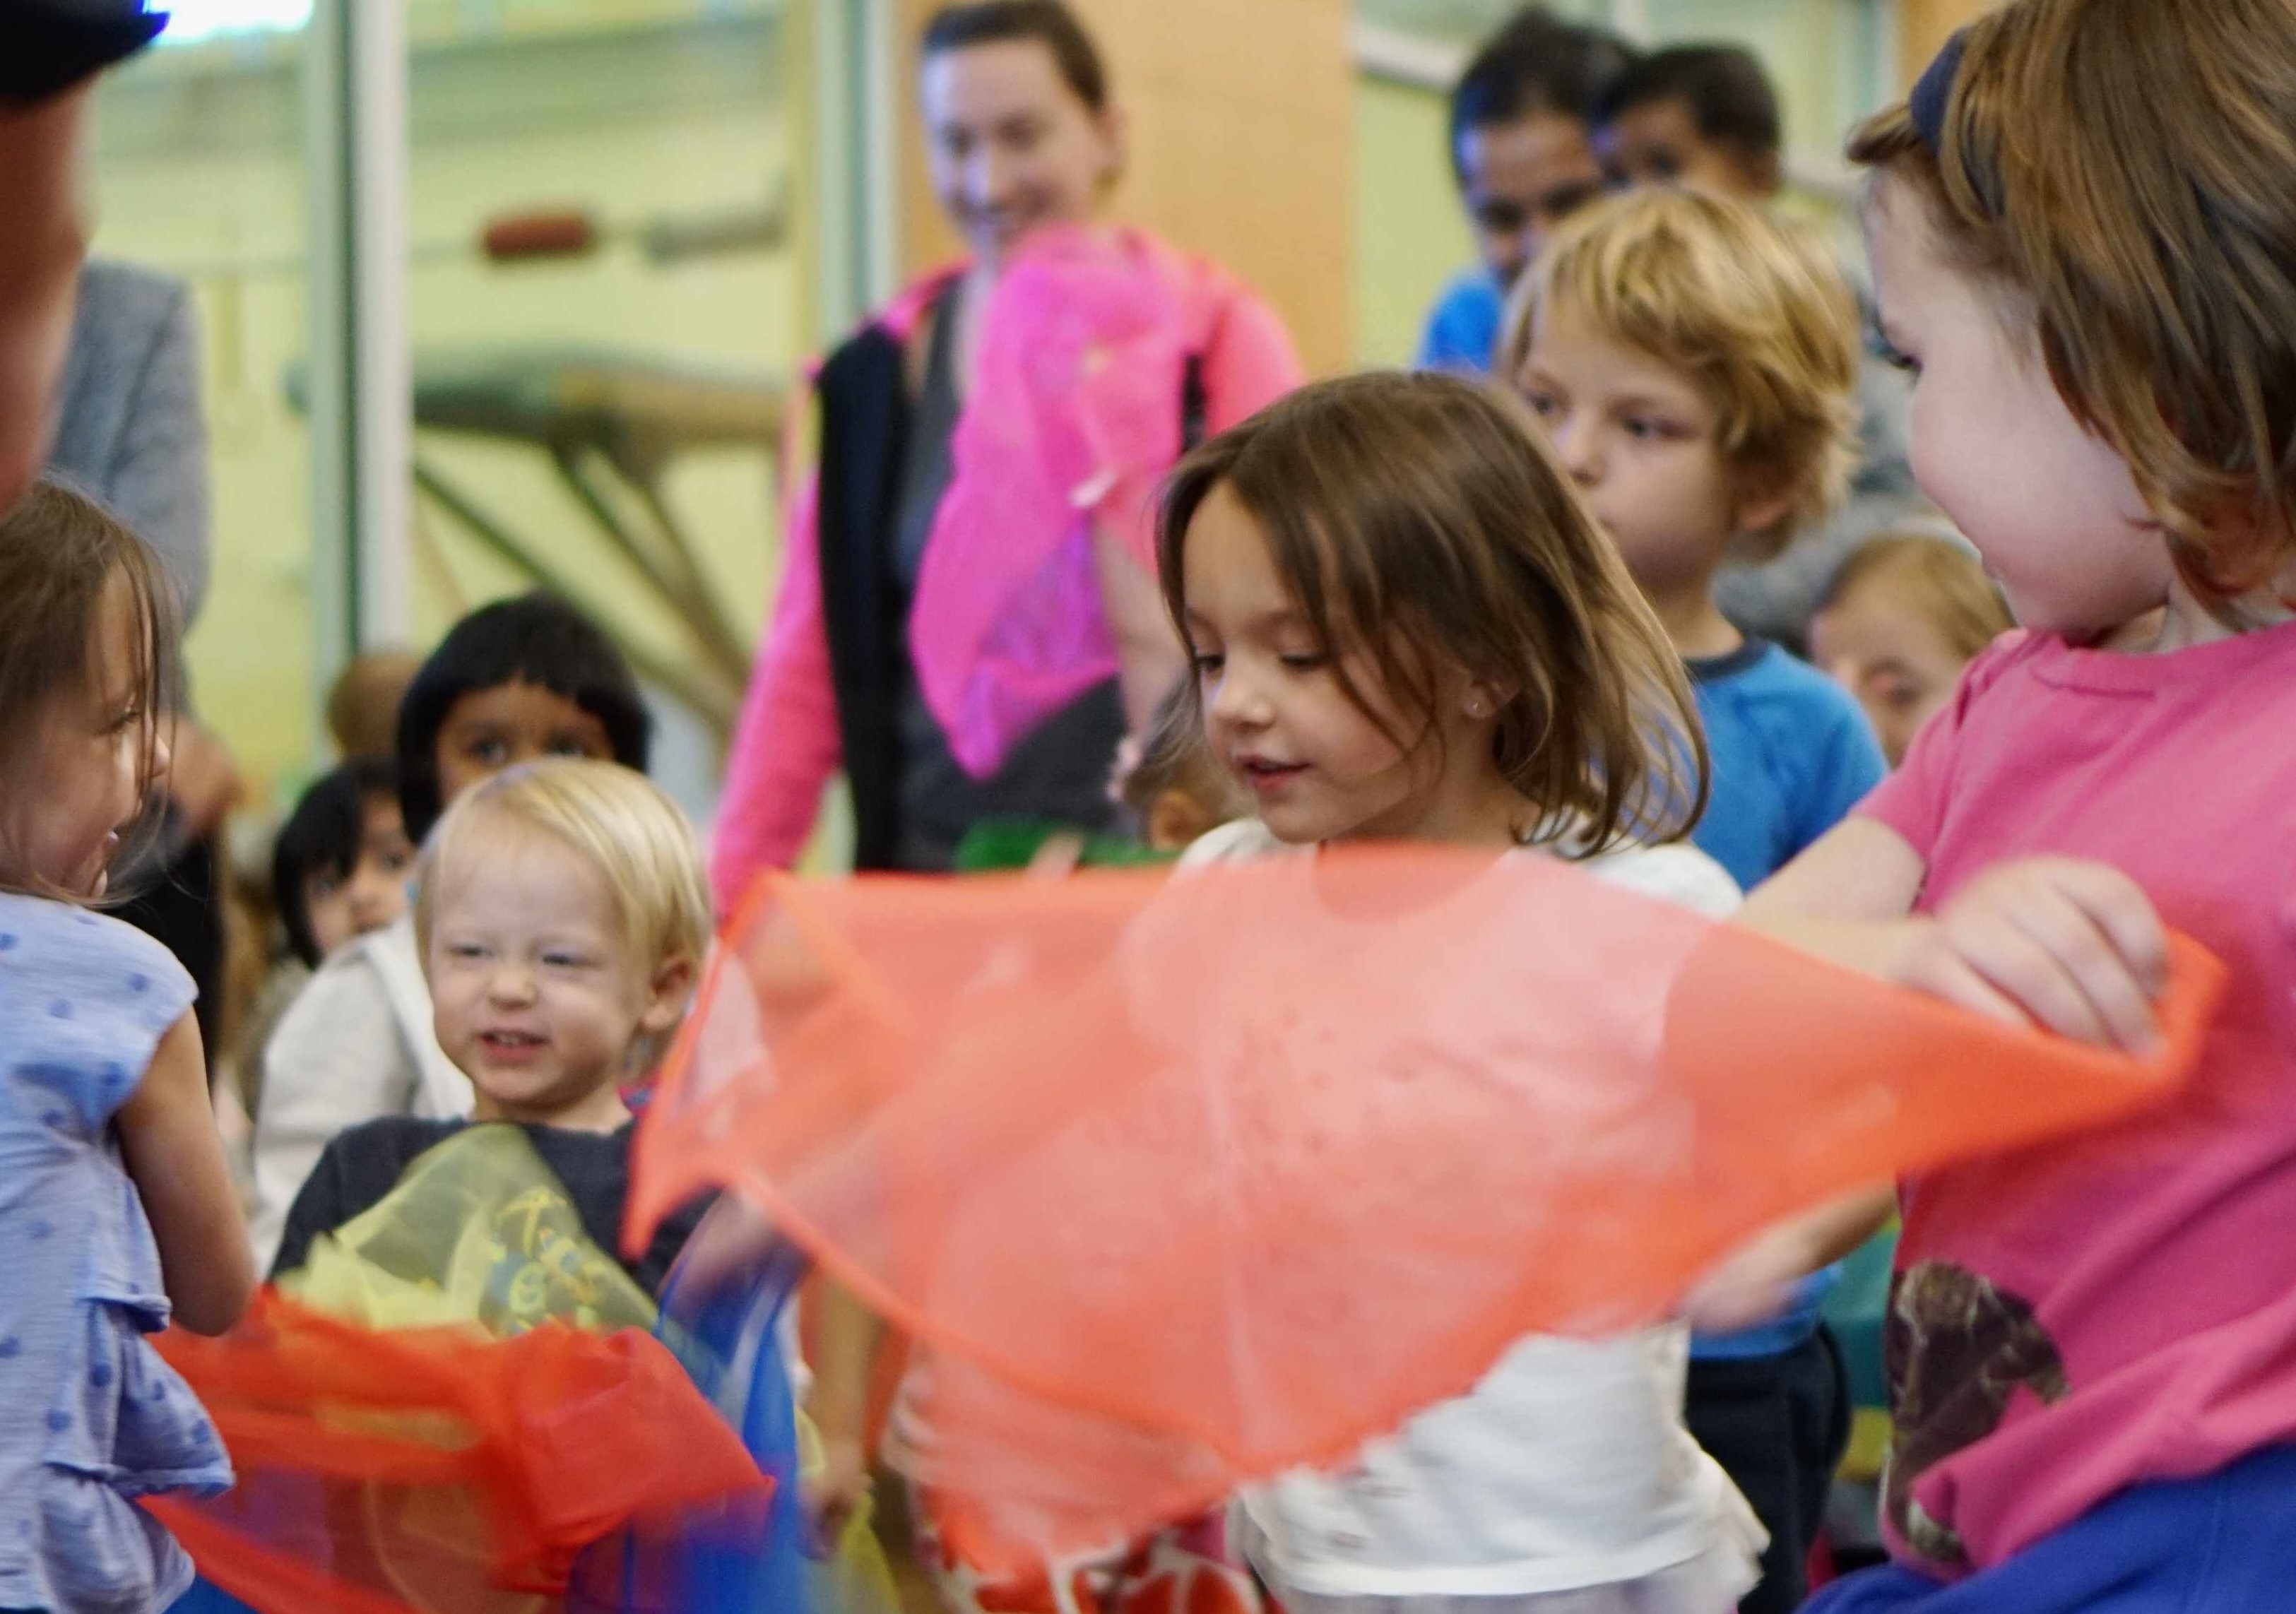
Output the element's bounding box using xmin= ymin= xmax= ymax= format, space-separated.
xmin=1688 ymin=639 xmax=1888 ymax=1356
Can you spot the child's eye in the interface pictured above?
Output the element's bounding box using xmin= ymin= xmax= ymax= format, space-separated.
xmin=466 ymin=736 xmax=511 ymax=766
xmin=546 ymin=736 xmax=594 ymax=759
xmin=1876 ymin=338 xmax=1922 ymax=376
xmin=1191 ymin=653 xmax=1225 ymax=679
xmin=307 ymin=871 xmax=344 ymax=901
xmin=1522 ymin=390 xmax=1561 ymax=419
xmin=444 ymin=942 xmax=488 ymax=962
xmin=1278 ymin=653 xmax=1330 ymax=673
xmin=1622 ymin=415 xmax=1681 ymax=441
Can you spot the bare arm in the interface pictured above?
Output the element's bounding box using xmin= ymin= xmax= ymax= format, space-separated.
xmin=116 ymin=1011 xmax=256 ymax=1336
xmin=1091 ymin=521 xmax=1187 ymax=738
xmin=802 ymin=1277 xmax=884 ymax=1549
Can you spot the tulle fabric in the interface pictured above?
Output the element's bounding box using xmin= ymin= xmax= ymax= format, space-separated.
xmin=627 ymin=850 xmax=2222 ymax=1577
xmin=148 ymin=1128 xmax=769 ymax=1614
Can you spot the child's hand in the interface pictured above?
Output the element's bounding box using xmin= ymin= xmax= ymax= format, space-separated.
xmin=1891 ymin=858 xmax=2169 ymax=1052
xmin=802 ymin=1430 xmax=873 ymax=1557
xmin=1683 ymin=1186 xmax=1894 ymax=1334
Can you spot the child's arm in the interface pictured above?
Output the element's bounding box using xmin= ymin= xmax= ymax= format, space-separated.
xmin=804 ymin=1277 xmax=883 ymax=1550
xmin=1744 ymin=818 xmax=2168 ymax=1052
xmin=117 ymin=1011 xmax=257 ymax=1336
xmin=1687 ymin=817 xmax=2172 ymax=1329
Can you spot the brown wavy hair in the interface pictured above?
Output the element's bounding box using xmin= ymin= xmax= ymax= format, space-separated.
xmin=1850 ymin=0 xmax=2296 ymax=606
xmin=0 ymin=479 xmax=179 ymax=900
xmin=1156 ymin=370 xmax=1706 ymax=854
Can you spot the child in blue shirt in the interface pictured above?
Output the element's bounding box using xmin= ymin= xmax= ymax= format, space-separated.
xmin=1503 ymin=188 xmax=1886 ymax=1614
xmin=0 ymin=482 xmax=256 ymax=1613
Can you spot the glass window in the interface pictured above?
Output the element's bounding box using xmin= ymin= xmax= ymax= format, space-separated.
xmin=403 ymin=0 xmax=803 ymax=819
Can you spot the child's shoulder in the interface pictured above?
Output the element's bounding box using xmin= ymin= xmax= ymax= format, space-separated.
xmin=1573 ymin=838 xmax=1742 ymax=919
xmin=1177 ymin=816 xmax=1284 ymax=869
xmin=0 ymin=893 xmax=196 ymax=1052
xmin=1710 ymin=640 xmax=1867 ymax=727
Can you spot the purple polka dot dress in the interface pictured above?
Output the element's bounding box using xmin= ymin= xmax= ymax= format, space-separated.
xmin=0 ymin=895 xmax=232 ymax=1613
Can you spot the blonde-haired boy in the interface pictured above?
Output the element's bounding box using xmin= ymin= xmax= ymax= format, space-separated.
xmin=1502 ymin=186 xmax=1888 ymax=1614
xmin=271 ymin=759 xmax=716 ymax=1297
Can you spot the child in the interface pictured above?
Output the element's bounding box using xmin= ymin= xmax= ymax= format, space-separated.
xmin=249 ymin=591 xmax=653 ymax=1271
xmin=1735 ymin=4 xmax=2296 ymax=1606
xmin=1117 ymin=677 xmax=1250 ymax=853
xmin=0 ymin=480 xmax=256 ymax=1613
xmin=1503 ymin=186 xmax=1885 ymax=1614
xmin=1593 ymin=44 xmax=1782 ymax=198
xmin=1162 ymin=372 xmax=1761 ymax=1613
xmin=1419 ymin=5 xmax=1635 ymax=373
xmin=272 ymin=756 xmax=414 ymax=970
xmin=268 ymin=759 xmax=713 ymax=1299
xmin=1807 ymin=530 xmax=2010 ymax=768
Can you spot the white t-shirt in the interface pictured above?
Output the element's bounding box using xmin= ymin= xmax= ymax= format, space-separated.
xmin=1185 ymin=818 xmax=1761 ymax=1599
xmin=248 ymin=914 xmax=473 ymax=1270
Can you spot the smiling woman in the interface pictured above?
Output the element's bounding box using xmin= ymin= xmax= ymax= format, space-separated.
xmin=711 ymin=0 xmax=1305 ymax=893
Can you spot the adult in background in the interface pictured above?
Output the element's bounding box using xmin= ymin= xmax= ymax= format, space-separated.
xmin=711 ymin=0 xmax=1303 ymax=901
xmin=0 ymin=0 xmax=167 ymax=512
xmin=1417 ymin=4 xmax=1634 ymax=374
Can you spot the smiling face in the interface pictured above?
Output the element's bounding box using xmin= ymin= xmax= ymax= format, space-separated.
xmin=920 ymin=37 xmax=1118 ymax=271
xmin=426 ymin=824 xmax=686 ymax=1131
xmin=1865 ymin=182 xmax=2170 ymax=639
xmin=1179 ymin=483 xmax=1508 ymax=848
xmin=7 ymin=571 xmax=167 ymax=898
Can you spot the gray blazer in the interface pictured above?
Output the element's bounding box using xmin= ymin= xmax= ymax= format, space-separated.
xmin=47 ymin=259 xmax=211 ymax=624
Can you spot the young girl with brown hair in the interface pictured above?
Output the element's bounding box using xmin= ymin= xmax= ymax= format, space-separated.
xmin=0 ymin=481 xmax=254 ymax=1613
xmin=1164 ymin=370 xmax=1761 ymax=1614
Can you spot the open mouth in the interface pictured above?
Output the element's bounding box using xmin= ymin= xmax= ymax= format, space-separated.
xmin=1236 ymin=758 xmax=1308 ymax=794
xmin=479 ymin=1030 xmax=547 ymax=1060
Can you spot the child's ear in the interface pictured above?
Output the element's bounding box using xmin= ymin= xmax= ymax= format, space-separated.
xmin=638 ymin=952 xmax=699 ymax=1038
xmin=1733 ymin=473 xmax=1799 ymax=541
xmin=1461 ymin=676 xmax=1519 ymax=723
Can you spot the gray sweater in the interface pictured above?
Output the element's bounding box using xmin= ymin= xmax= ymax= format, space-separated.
xmin=47 ymin=259 xmax=211 ymax=623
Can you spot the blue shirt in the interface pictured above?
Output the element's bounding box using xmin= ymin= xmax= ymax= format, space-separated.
xmin=1416 ymin=267 xmax=1507 ymax=374
xmin=1687 ymin=639 xmax=1889 ymax=1358
xmin=0 ymin=896 xmax=230 ymax=1613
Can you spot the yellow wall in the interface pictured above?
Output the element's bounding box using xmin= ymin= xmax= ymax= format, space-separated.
xmin=1354 ymin=76 xmax=1475 ymax=368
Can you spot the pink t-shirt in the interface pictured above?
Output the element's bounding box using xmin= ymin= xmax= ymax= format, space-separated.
xmin=1857 ymin=622 xmax=2296 ymax=1577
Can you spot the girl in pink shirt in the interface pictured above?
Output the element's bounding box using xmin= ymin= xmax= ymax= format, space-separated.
xmin=1706 ymin=4 xmax=2296 ymax=1609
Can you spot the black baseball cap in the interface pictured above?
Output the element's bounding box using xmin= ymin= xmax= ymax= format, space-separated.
xmin=1 ymin=3 xmax=170 ymax=105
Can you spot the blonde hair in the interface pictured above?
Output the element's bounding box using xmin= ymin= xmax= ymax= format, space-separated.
xmin=415 ymin=759 xmax=712 ymax=994
xmin=1850 ymin=0 xmax=2296 ymax=605
xmin=1157 ymin=370 xmax=1705 ymax=855
xmin=1498 ymin=186 xmax=1862 ymax=558
xmin=1818 ymin=530 xmax=2013 ymax=663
